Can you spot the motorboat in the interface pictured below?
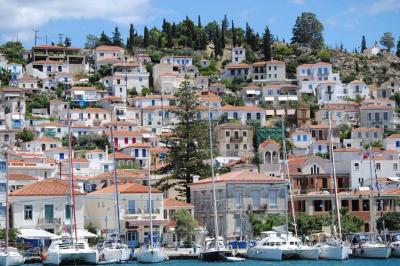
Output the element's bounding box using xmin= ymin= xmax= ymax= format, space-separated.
xmin=199 ymin=237 xmax=233 ymax=261
xmin=43 ymin=239 xmax=98 ymax=265
xmin=98 ymin=240 xmax=131 ymax=263
xmin=390 ymin=233 xmax=400 ymax=257
xmin=247 ymin=231 xmax=319 ymax=261
xmin=352 ymin=242 xmax=391 ymax=258
xmin=0 ymin=247 xmax=25 ymax=266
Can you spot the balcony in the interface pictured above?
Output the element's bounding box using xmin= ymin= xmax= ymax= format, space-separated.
xmin=123 ymin=209 xmax=161 ymax=220
xmin=37 ymin=217 xmax=61 ymax=226
xmin=230 ymin=137 xmax=243 ymax=142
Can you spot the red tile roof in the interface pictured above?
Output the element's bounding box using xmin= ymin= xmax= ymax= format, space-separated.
xmin=11 ymin=179 xmax=84 ymax=196
xmin=190 ymin=170 xmax=284 ymax=185
xmin=89 ymin=183 xmax=161 ymax=195
xmin=95 ymin=45 xmax=124 ymax=51
xmin=8 ymin=174 xmax=37 ymax=181
xmin=221 ymin=104 xmax=264 ymax=112
xmin=164 ymin=198 xmax=193 ymax=208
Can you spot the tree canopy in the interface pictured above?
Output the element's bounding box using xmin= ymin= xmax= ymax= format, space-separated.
xmin=291 ymin=12 xmax=324 ymax=49
xmin=173 ymin=209 xmax=197 ymax=244
xmin=0 ymin=41 xmax=25 ymax=64
xmin=380 ymin=32 xmax=395 ymax=52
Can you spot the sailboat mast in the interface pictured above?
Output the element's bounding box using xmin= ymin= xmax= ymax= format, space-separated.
xmin=208 ymin=100 xmax=219 ymax=247
xmin=281 ymin=116 xmax=298 ymax=237
xmin=280 ymin=118 xmax=289 ymax=241
xmin=327 ymin=103 xmax=342 ymax=239
xmin=67 ymin=102 xmax=78 ymax=246
xmin=4 ymin=152 xmax=9 ymax=250
xmin=148 ymin=152 xmax=154 ymax=247
xmin=110 ymin=116 xmax=122 ymax=242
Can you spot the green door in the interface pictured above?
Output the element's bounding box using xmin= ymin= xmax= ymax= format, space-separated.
xmin=44 ymin=205 xmax=54 ymax=222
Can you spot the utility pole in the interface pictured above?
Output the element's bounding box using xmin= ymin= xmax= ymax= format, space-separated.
xmin=57 ymin=33 xmax=64 ymax=45
xmin=33 ymin=29 xmax=39 ymax=46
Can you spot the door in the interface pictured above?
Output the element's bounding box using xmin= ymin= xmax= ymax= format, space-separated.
xmin=126 ymin=231 xmax=138 ymax=248
xmin=44 ymin=205 xmax=54 ymax=223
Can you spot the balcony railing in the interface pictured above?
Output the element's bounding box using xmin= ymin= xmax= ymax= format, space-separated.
xmin=37 ymin=217 xmax=61 ymax=225
xmin=230 ymin=137 xmax=243 ymax=142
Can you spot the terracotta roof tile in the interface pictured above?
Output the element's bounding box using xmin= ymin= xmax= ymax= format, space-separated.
xmin=8 ymin=174 xmax=37 ymax=181
xmin=190 ymin=170 xmax=284 ymax=185
xmin=95 ymin=45 xmax=124 ymax=51
xmin=11 ymin=179 xmax=84 ymax=196
xmin=89 ymin=183 xmax=161 ymax=195
xmin=164 ymin=198 xmax=193 ymax=207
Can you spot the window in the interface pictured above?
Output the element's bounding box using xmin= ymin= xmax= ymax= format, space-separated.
xmin=383 ymin=112 xmax=388 ymax=121
xmin=234 ymin=215 xmax=241 ymax=232
xmin=362 ymin=200 xmax=370 ymax=211
xmin=358 ymin=132 xmax=362 ymax=138
xmin=252 ymin=191 xmax=261 ymax=209
xmin=376 ymin=163 xmax=381 ymax=170
xmin=233 ymin=112 xmax=238 ymax=120
xmin=226 ymin=144 xmax=230 ymax=150
xmin=243 ymin=131 xmax=247 ymax=137
xmin=117 ymin=79 xmax=120 ymax=85
xmin=352 ymin=200 xmax=359 ymax=211
xmin=354 ymin=163 xmax=359 ymax=171
xmin=256 ymin=113 xmax=261 ymax=120
xmin=247 ymin=113 xmax=251 ymax=120
xmin=268 ymin=190 xmax=278 ymax=209
xmin=234 ymin=192 xmax=242 ymax=207
xmin=65 ymin=205 xmax=71 ymax=219
xmin=394 ymin=163 xmax=398 ymax=170
xmin=235 ymin=144 xmax=239 ymax=150
xmin=24 ymin=205 xmax=33 ymax=220
xmin=243 ymin=144 xmax=247 ymax=150
xmin=302 ymin=135 xmax=307 ymax=141
xmin=274 ymin=66 xmax=277 ymax=70
xmin=374 ymin=132 xmax=378 ymax=138
xmin=297 ymin=135 xmax=301 ymax=141
xmin=225 ymin=131 xmax=230 ymax=137
xmin=314 ymin=200 xmax=323 ymax=212
xmin=128 ymin=200 xmax=136 ymax=214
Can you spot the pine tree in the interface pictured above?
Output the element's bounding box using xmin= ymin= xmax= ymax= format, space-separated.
xmin=157 ymin=81 xmax=210 ymax=203
xmin=143 ymin=26 xmax=149 ymax=48
xmin=64 ymin=37 xmax=71 ymax=47
xmin=291 ymin=12 xmax=324 ymax=49
xmin=112 ymin=27 xmax=123 ymax=47
xmin=98 ymin=31 xmax=112 ymax=46
xmin=232 ymin=20 xmax=237 ymax=47
xmin=262 ymin=26 xmax=272 ymax=60
xmin=396 ymin=38 xmax=400 ymax=57
xmin=361 ymin=35 xmax=366 ymax=52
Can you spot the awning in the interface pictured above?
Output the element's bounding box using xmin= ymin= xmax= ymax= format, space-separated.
xmin=387 ymin=177 xmax=400 ymax=182
xmin=278 ymin=96 xmax=288 ymax=101
xmin=265 ymin=110 xmax=275 ymax=115
xmin=76 ymin=229 xmax=97 ymax=238
xmin=287 ymin=109 xmax=296 ymax=115
xmin=276 ymin=110 xmax=285 ymax=115
xmin=288 ymin=96 xmax=298 ymax=101
xmin=18 ymin=229 xmax=57 ymax=239
xmin=246 ymin=90 xmax=256 ymax=95
xmin=264 ymin=96 xmax=274 ymax=101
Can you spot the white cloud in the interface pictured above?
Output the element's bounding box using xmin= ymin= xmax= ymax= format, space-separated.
xmin=291 ymin=0 xmax=305 ymax=4
xmin=0 ymin=0 xmax=164 ymax=42
xmin=361 ymin=0 xmax=400 ymax=15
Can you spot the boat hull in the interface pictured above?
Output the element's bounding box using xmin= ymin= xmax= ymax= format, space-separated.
xmin=247 ymin=246 xmax=283 ymax=261
xmin=352 ymin=246 xmax=391 ymax=259
xmin=199 ymin=250 xmax=233 ymax=261
xmin=392 ymin=247 xmax=400 ymax=257
xmin=0 ymin=251 xmax=25 ymax=266
xmin=44 ymin=249 xmax=98 ymax=265
xmin=282 ymin=246 xmax=320 ymax=260
xmin=319 ymin=245 xmax=350 ymax=260
xmin=136 ymin=248 xmax=167 ymax=263
xmin=99 ymin=247 xmax=131 ymax=262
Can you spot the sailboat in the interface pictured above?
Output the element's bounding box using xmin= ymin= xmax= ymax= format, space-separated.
xmin=98 ymin=118 xmax=131 ymax=263
xmin=199 ymin=98 xmax=234 ymax=261
xmin=136 ymin=153 xmax=168 ymax=263
xmin=318 ymin=102 xmax=350 ymax=260
xmin=247 ymin=116 xmax=319 ymax=261
xmin=43 ymin=102 xmax=98 ymax=265
xmin=352 ymin=126 xmax=391 ymax=259
xmin=0 ymin=153 xmax=24 ymax=266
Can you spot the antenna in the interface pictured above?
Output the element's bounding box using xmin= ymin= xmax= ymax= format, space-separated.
xmin=57 ymin=33 xmax=64 ymax=45
xmin=33 ymin=29 xmax=39 ymax=46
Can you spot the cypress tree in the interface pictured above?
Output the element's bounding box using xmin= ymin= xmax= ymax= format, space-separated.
xmin=197 ymin=15 xmax=202 ymax=28
xmin=262 ymin=26 xmax=272 ymax=60
xmin=396 ymin=38 xmax=400 ymax=57
xmin=232 ymin=20 xmax=237 ymax=47
xmin=221 ymin=20 xmax=226 ymax=49
xmin=172 ymin=22 xmax=177 ymax=38
xmin=143 ymin=26 xmax=149 ymax=48
xmin=64 ymin=37 xmax=71 ymax=47
xmin=361 ymin=35 xmax=366 ymax=52
xmin=162 ymin=18 xmax=167 ymax=32
xmin=167 ymin=26 xmax=173 ymax=48
xmin=127 ymin=24 xmax=136 ymax=52
xmin=214 ymin=26 xmax=223 ymax=57
xmin=112 ymin=27 xmax=123 ymax=47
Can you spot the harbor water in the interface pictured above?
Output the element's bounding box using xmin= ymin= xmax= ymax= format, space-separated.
xmin=24 ymin=259 xmax=400 ymax=266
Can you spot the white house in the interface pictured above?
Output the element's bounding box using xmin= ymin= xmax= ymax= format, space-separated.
xmin=69 ymin=86 xmax=99 ymax=107
xmin=10 ymin=179 xmax=86 ymax=233
xmin=94 ymin=45 xmax=124 ymax=68
xmin=160 ymin=55 xmax=193 ymax=67
xmin=85 ymin=183 xmax=165 ymax=247
xmin=22 ymin=136 xmax=62 ymax=152
xmin=231 ymin=47 xmax=246 ymax=63
xmin=291 ymin=130 xmax=313 ymax=155
xmin=109 ymin=62 xmax=150 ymax=97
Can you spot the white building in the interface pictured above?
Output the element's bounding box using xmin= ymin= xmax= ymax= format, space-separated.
xmin=10 ymin=179 xmax=86 ymax=233
xmin=160 ymin=56 xmax=193 ymax=67
xmin=94 ymin=45 xmax=124 ymax=68
xmin=231 ymin=47 xmax=246 ymax=63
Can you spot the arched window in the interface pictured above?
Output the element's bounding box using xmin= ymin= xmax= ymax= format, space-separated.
xmin=265 ymin=151 xmax=271 ymax=164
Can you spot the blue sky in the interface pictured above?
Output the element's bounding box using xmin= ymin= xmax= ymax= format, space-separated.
xmin=1 ymin=0 xmax=399 ymax=50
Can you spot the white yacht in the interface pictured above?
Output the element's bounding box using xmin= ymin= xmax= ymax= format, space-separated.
xmin=136 ymin=153 xmax=168 ymax=263
xmin=352 ymin=242 xmax=391 ymax=258
xmin=43 ymin=239 xmax=98 ymax=265
xmin=317 ymin=239 xmax=350 ymax=260
xmin=98 ymin=241 xmax=131 ymax=263
xmin=0 ymin=247 xmax=25 ymax=266
xmin=247 ymin=231 xmax=319 ymax=261
xmin=391 ymin=233 xmax=400 ymax=257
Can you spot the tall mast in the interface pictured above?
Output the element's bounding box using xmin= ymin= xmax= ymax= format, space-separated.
xmin=281 ymin=116 xmax=297 ymax=237
xmin=5 ymin=152 xmax=9 ymax=250
xmin=327 ymin=103 xmax=342 ymax=239
xmin=110 ymin=115 xmax=122 ymax=242
xmin=208 ymin=98 xmax=219 ymax=247
xmin=148 ymin=152 xmax=154 ymax=247
xmin=67 ymin=102 xmax=78 ymax=246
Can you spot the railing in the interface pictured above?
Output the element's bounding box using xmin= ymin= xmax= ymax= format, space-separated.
xmin=37 ymin=217 xmax=61 ymax=225
xmin=230 ymin=137 xmax=243 ymax=142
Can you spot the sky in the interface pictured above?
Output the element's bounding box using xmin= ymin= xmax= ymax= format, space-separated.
xmin=0 ymin=0 xmax=399 ymax=50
